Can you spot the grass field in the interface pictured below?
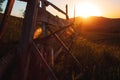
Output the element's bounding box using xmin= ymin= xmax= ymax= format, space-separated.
xmin=0 ymin=14 xmax=120 ymax=80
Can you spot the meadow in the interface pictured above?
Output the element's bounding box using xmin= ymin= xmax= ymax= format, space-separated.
xmin=0 ymin=14 xmax=120 ymax=80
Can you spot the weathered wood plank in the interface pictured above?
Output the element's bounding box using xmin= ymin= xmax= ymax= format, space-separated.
xmin=19 ymin=0 xmax=39 ymax=49
xmin=17 ymin=0 xmax=40 ymax=80
xmin=44 ymin=0 xmax=66 ymax=15
xmin=37 ymin=8 xmax=72 ymax=27
xmin=0 ymin=0 xmax=15 ymax=39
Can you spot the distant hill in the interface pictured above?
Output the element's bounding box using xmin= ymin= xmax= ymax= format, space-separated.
xmin=1 ymin=13 xmax=120 ymax=33
xmin=74 ymin=16 xmax=120 ymax=33
xmin=1 ymin=13 xmax=120 ymax=44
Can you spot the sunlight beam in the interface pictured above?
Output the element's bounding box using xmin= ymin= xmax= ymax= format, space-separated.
xmin=76 ymin=2 xmax=102 ymax=18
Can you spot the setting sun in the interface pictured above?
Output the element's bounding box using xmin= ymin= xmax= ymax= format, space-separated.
xmin=76 ymin=2 xmax=102 ymax=18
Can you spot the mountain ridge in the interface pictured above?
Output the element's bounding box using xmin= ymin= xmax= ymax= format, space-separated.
xmin=73 ymin=16 xmax=120 ymax=33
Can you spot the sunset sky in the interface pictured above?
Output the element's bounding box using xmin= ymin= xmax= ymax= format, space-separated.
xmin=2 ymin=0 xmax=120 ymax=18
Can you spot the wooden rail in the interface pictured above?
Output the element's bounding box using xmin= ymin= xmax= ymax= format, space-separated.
xmin=37 ymin=8 xmax=71 ymax=27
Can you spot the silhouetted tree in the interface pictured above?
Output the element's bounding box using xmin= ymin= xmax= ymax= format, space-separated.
xmin=0 ymin=0 xmax=5 ymax=12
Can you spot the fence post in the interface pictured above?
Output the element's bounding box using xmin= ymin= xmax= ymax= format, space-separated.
xmin=66 ymin=4 xmax=69 ymax=20
xmin=0 ymin=0 xmax=15 ymax=40
xmin=41 ymin=0 xmax=47 ymax=36
xmin=17 ymin=0 xmax=40 ymax=80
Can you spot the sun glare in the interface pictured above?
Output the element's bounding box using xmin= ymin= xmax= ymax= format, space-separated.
xmin=76 ymin=2 xmax=102 ymax=18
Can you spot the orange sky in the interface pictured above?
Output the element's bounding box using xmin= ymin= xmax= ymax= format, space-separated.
xmin=47 ymin=0 xmax=120 ymax=18
xmin=2 ymin=0 xmax=120 ymax=18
